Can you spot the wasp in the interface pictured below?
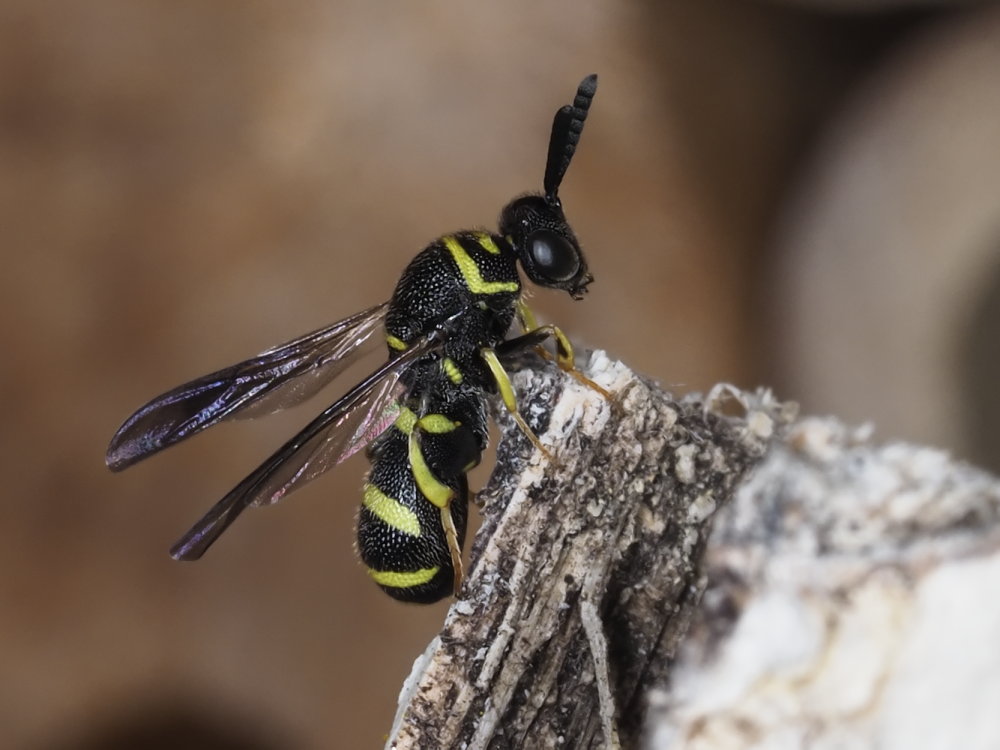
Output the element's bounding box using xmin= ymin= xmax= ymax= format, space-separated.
xmin=107 ymin=75 xmax=601 ymax=603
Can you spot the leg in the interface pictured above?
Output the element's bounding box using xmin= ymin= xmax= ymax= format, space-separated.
xmin=509 ymin=299 xmax=613 ymax=401
xmin=439 ymin=503 xmax=464 ymax=595
xmin=480 ymin=347 xmax=553 ymax=461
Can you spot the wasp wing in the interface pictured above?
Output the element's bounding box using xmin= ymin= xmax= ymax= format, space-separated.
xmin=106 ymin=302 xmax=390 ymax=472
xmin=168 ymin=329 xmax=446 ymax=561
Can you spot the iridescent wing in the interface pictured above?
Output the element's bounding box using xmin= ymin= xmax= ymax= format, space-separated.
xmin=106 ymin=302 xmax=390 ymax=471
xmin=168 ymin=325 xmax=452 ymax=561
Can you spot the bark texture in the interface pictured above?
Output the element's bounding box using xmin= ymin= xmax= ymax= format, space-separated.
xmin=386 ymin=353 xmax=791 ymax=749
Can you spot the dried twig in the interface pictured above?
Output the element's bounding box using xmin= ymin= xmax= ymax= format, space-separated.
xmin=387 ymin=353 xmax=790 ymax=749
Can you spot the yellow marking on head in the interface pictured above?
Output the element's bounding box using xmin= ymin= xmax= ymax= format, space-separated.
xmin=473 ymin=231 xmax=502 ymax=255
xmin=443 ymin=235 xmax=519 ymax=295
xmin=408 ymin=431 xmax=455 ymax=509
xmin=393 ymin=406 xmax=417 ymax=435
xmin=362 ymin=483 xmax=421 ymax=537
xmin=442 ymin=357 xmax=463 ymax=384
xmin=386 ymin=334 xmax=408 ymax=351
xmin=418 ymin=413 xmax=458 ymax=434
xmin=369 ymin=566 xmax=440 ymax=589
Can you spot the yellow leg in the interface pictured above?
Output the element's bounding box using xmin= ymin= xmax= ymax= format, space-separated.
xmin=406 ymin=420 xmax=465 ymax=597
xmin=515 ymin=299 xmax=613 ymax=401
xmin=516 ymin=298 xmax=542 ymax=334
xmin=439 ymin=504 xmax=464 ymax=596
xmin=480 ymin=347 xmax=554 ymax=461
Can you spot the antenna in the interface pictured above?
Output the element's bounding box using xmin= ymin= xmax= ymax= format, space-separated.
xmin=543 ymin=74 xmax=598 ymax=201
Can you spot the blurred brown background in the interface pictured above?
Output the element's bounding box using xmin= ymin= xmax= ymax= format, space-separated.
xmin=3 ymin=1 xmax=1000 ymax=748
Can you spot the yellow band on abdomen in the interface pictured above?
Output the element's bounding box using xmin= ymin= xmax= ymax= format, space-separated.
xmin=362 ymin=483 xmax=421 ymax=537
xmin=368 ymin=566 xmax=439 ymax=589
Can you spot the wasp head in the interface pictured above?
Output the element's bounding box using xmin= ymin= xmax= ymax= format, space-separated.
xmin=499 ymin=194 xmax=592 ymax=299
xmin=499 ymin=74 xmax=598 ymax=301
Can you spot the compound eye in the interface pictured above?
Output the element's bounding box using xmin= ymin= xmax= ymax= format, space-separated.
xmin=529 ymin=230 xmax=580 ymax=282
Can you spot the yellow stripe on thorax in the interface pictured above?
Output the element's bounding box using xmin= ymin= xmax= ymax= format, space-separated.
xmin=362 ymin=483 xmax=421 ymax=537
xmin=473 ymin=231 xmax=502 ymax=254
xmin=442 ymin=357 xmax=463 ymax=384
xmin=386 ymin=334 xmax=408 ymax=351
xmin=443 ymin=235 xmax=519 ymax=295
xmin=368 ymin=566 xmax=439 ymax=589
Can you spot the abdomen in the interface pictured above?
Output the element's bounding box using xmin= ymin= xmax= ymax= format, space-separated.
xmin=357 ymin=393 xmax=483 ymax=603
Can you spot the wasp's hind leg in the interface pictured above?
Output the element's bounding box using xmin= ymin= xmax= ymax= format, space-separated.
xmin=509 ymin=299 xmax=614 ymax=402
xmin=408 ymin=413 xmax=481 ymax=597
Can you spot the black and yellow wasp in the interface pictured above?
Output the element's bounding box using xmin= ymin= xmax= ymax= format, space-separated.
xmin=107 ymin=75 xmax=600 ymax=603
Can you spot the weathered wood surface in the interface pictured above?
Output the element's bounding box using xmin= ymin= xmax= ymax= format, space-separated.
xmin=387 ymin=350 xmax=1000 ymax=749
xmin=387 ymin=353 xmax=788 ymax=749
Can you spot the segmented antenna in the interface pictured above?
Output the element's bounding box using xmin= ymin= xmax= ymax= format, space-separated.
xmin=543 ymin=74 xmax=598 ymax=200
